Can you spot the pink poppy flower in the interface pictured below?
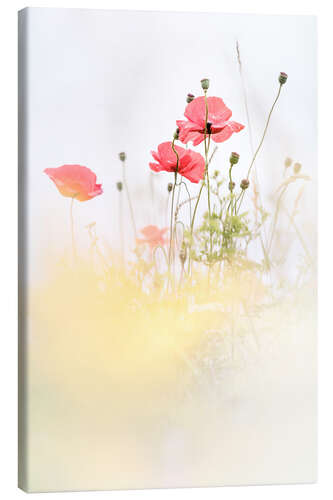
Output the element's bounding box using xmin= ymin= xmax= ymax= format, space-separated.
xmin=176 ymin=96 xmax=245 ymax=146
xmin=44 ymin=164 xmax=103 ymax=201
xmin=137 ymin=225 xmax=168 ymax=249
xmin=149 ymin=142 xmax=205 ymax=183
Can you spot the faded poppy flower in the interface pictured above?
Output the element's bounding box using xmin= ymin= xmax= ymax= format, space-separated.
xmin=44 ymin=164 xmax=103 ymax=201
xmin=176 ymin=96 xmax=244 ymax=146
xmin=149 ymin=142 xmax=205 ymax=183
xmin=137 ymin=225 xmax=168 ymax=249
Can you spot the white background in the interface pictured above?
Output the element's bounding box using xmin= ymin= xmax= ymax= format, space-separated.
xmin=0 ymin=0 xmax=332 ymax=499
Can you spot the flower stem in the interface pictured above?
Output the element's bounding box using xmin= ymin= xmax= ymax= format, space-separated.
xmin=70 ymin=197 xmax=77 ymax=262
xmin=168 ymin=139 xmax=179 ymax=281
xmin=119 ymin=190 xmax=124 ymax=264
xmin=246 ymin=83 xmax=283 ymax=180
xmin=122 ymin=161 xmax=137 ymax=238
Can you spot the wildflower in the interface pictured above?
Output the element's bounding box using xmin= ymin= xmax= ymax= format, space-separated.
xmin=149 ymin=142 xmax=205 ymax=183
xmin=176 ymin=97 xmax=244 ymax=146
xmin=230 ymin=152 xmax=240 ymax=165
xmin=116 ymin=181 xmax=123 ymax=191
xmin=200 ymin=78 xmax=210 ymax=91
xmin=279 ymin=72 xmax=288 ymax=85
xmin=137 ymin=225 xmax=168 ymax=250
xmin=44 ymin=164 xmax=103 ymax=201
xmin=294 ymin=162 xmax=302 ymax=174
xmin=186 ymin=93 xmax=195 ymax=103
xmin=119 ymin=152 xmax=126 ymax=162
xmin=240 ymin=179 xmax=250 ymax=190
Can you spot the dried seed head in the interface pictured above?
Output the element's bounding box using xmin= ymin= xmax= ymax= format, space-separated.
xmin=230 ymin=152 xmax=240 ymax=165
xmin=279 ymin=72 xmax=288 ymax=85
xmin=200 ymin=78 xmax=210 ymax=91
xmin=186 ymin=93 xmax=195 ymax=103
xmin=119 ymin=152 xmax=126 ymax=162
xmin=240 ymin=178 xmax=250 ymax=190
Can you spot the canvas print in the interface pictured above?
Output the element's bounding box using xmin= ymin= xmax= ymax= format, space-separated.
xmin=18 ymin=8 xmax=317 ymax=492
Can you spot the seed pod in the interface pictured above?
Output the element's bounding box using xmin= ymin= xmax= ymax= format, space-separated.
xmin=200 ymin=78 xmax=210 ymax=91
xmin=240 ymin=179 xmax=250 ymax=190
xmin=119 ymin=152 xmax=126 ymax=162
xmin=279 ymin=72 xmax=288 ymax=85
xmin=284 ymin=157 xmax=293 ymax=168
xmin=229 ymin=181 xmax=235 ymax=192
xmin=116 ymin=181 xmax=123 ymax=191
xmin=186 ymin=93 xmax=195 ymax=103
xmin=167 ymin=182 xmax=173 ymax=192
xmin=230 ymin=152 xmax=240 ymax=165
xmin=293 ymin=162 xmax=302 ymax=174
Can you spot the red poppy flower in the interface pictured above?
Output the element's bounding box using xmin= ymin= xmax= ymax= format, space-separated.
xmin=44 ymin=164 xmax=103 ymax=201
xmin=149 ymin=142 xmax=205 ymax=183
xmin=176 ymin=96 xmax=244 ymax=146
xmin=137 ymin=225 xmax=168 ymax=249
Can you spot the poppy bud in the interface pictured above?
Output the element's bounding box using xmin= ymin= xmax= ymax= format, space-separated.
xmin=173 ymin=128 xmax=179 ymax=140
xmin=201 ymin=78 xmax=210 ymax=91
xmin=229 ymin=181 xmax=235 ymax=192
xmin=186 ymin=93 xmax=195 ymax=103
xmin=279 ymin=72 xmax=288 ymax=85
xmin=167 ymin=182 xmax=173 ymax=192
xmin=119 ymin=152 xmax=126 ymax=162
xmin=284 ymin=157 xmax=293 ymax=168
xmin=293 ymin=162 xmax=302 ymax=174
xmin=230 ymin=152 xmax=240 ymax=165
xmin=116 ymin=181 xmax=123 ymax=191
xmin=240 ymin=179 xmax=250 ymax=190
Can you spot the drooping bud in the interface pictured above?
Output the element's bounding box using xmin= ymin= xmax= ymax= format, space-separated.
xmin=284 ymin=157 xmax=293 ymax=168
xmin=240 ymin=179 xmax=250 ymax=190
xmin=293 ymin=162 xmax=302 ymax=174
xmin=200 ymin=78 xmax=210 ymax=91
xmin=119 ymin=152 xmax=126 ymax=162
xmin=173 ymin=128 xmax=179 ymax=140
xmin=186 ymin=93 xmax=195 ymax=103
xmin=116 ymin=181 xmax=123 ymax=191
xmin=167 ymin=182 xmax=173 ymax=192
xmin=228 ymin=181 xmax=235 ymax=192
xmin=230 ymin=152 xmax=240 ymax=165
xmin=279 ymin=72 xmax=288 ymax=85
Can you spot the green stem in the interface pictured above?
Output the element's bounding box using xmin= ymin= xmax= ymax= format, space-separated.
xmin=119 ymin=190 xmax=124 ymax=263
xmin=122 ymin=162 xmax=137 ymax=238
xmin=70 ymin=197 xmax=77 ymax=261
xmin=246 ymin=83 xmax=283 ymax=180
xmin=168 ymin=139 xmax=179 ymax=275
